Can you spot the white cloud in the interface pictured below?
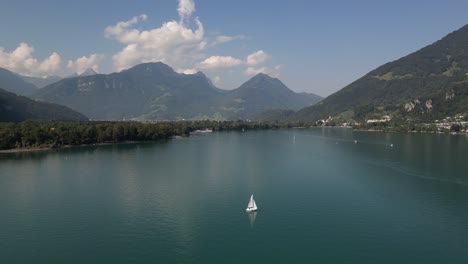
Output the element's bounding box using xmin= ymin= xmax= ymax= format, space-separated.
xmin=178 ymin=0 xmax=195 ymax=24
xmin=105 ymin=12 xmax=206 ymax=72
xmin=106 ymin=0 xmax=279 ymax=85
xmin=211 ymin=35 xmax=245 ymax=46
xmin=67 ymin=53 xmax=105 ymax=74
xmin=104 ymin=14 xmax=149 ymax=44
xmin=194 ymin=50 xmax=275 ymax=74
xmin=245 ymin=65 xmax=281 ymax=77
xmin=245 ymin=67 xmax=264 ymax=76
xmin=212 ymin=75 xmax=221 ymax=86
xmin=178 ymin=68 xmax=197 ymax=74
xmin=0 ymin=43 xmax=61 ymax=76
xmin=197 ymin=56 xmax=243 ymax=70
xmin=39 ymin=52 xmax=61 ymax=73
xmin=246 ymin=50 xmax=271 ymax=66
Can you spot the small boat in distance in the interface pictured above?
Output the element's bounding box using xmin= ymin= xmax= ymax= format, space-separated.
xmin=191 ymin=128 xmax=213 ymax=133
xmin=246 ymin=194 xmax=258 ymax=212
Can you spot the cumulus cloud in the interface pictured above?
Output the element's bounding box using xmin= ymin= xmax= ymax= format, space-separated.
xmin=38 ymin=52 xmax=61 ymax=73
xmin=105 ymin=11 xmax=206 ymax=71
xmin=197 ymin=56 xmax=243 ymax=70
xmin=195 ymin=51 xmax=274 ymax=73
xmin=105 ymin=0 xmax=279 ymax=82
xmin=245 ymin=65 xmax=281 ymax=77
xmin=104 ymin=14 xmax=148 ymax=44
xmin=67 ymin=53 xmax=105 ymax=74
xmin=178 ymin=0 xmax=195 ymax=24
xmin=0 ymin=43 xmax=61 ymax=76
xmin=246 ymin=50 xmax=271 ymax=66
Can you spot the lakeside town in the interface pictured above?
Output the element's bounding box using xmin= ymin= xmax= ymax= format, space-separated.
xmin=317 ymin=113 xmax=468 ymax=134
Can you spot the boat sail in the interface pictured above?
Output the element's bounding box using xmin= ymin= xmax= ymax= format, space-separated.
xmin=246 ymin=194 xmax=258 ymax=212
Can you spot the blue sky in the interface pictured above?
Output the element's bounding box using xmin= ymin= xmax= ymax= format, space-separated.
xmin=0 ymin=0 xmax=467 ymax=96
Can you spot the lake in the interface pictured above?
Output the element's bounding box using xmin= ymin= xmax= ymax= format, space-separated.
xmin=1 ymin=128 xmax=468 ymax=263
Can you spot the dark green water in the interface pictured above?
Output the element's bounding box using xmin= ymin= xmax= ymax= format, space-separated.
xmin=1 ymin=128 xmax=468 ymax=263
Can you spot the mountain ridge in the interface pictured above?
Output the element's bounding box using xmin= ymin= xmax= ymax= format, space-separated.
xmin=19 ymin=74 xmax=62 ymax=89
xmin=32 ymin=62 xmax=322 ymax=120
xmin=290 ymin=23 xmax=468 ymax=122
xmin=79 ymin=68 xmax=98 ymax=77
xmin=0 ymin=87 xmax=88 ymax=122
xmin=0 ymin=68 xmax=38 ymax=96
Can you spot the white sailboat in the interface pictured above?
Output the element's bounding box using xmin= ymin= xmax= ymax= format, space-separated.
xmin=246 ymin=194 xmax=258 ymax=212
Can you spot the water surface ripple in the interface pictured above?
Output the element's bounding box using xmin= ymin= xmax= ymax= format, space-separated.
xmin=1 ymin=128 xmax=468 ymax=263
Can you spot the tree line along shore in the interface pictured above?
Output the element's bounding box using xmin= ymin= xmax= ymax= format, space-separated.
xmin=2 ymin=119 xmax=466 ymax=153
xmin=0 ymin=120 xmax=313 ymax=151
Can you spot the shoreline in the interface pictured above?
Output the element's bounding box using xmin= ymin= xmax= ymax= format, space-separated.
xmin=0 ymin=120 xmax=309 ymax=154
xmin=0 ymin=147 xmax=53 ymax=154
xmin=353 ymin=128 xmax=467 ymax=135
xmin=2 ymin=127 xmax=466 ymax=154
xmin=0 ymin=140 xmax=164 ymax=154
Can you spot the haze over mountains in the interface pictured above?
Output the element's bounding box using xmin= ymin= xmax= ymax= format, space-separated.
xmin=20 ymin=75 xmax=63 ymax=89
xmin=0 ymin=67 xmax=100 ymax=94
xmin=0 ymin=68 xmax=39 ymax=96
xmin=2 ymin=23 xmax=468 ymax=124
xmin=290 ymin=24 xmax=468 ymax=122
xmin=32 ymin=62 xmax=321 ymax=120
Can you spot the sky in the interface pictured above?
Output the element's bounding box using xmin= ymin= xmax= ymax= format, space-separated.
xmin=0 ymin=0 xmax=467 ymax=97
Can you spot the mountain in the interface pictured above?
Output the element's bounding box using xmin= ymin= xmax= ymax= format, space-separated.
xmin=0 ymin=67 xmax=38 ymax=96
xmin=0 ymin=88 xmax=88 ymax=123
xmin=255 ymin=109 xmax=296 ymax=121
xmin=65 ymin=68 xmax=98 ymax=79
xmin=292 ymin=24 xmax=468 ymax=122
xmin=79 ymin=68 xmax=98 ymax=77
xmin=33 ymin=62 xmax=322 ymax=120
xmin=15 ymin=69 xmax=96 ymax=90
xmin=33 ymin=63 xmax=224 ymax=120
xmin=216 ymin=73 xmax=322 ymax=119
xmin=299 ymin=92 xmax=323 ymax=104
xmin=20 ymin=75 xmax=62 ymax=89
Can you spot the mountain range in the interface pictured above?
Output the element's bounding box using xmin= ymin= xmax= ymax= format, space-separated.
xmin=7 ymin=24 xmax=467 ymax=124
xmin=0 ymin=68 xmax=39 ymax=96
xmin=0 ymin=67 xmax=100 ymax=94
xmin=31 ymin=62 xmax=322 ymax=120
xmin=290 ymin=24 xmax=468 ymax=122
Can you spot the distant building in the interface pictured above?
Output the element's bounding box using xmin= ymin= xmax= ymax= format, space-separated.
xmin=366 ymin=115 xmax=391 ymax=124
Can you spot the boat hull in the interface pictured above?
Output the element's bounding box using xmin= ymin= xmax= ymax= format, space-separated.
xmin=246 ymin=208 xmax=257 ymax=212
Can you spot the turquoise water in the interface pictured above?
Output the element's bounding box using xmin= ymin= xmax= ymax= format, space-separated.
xmin=1 ymin=128 xmax=468 ymax=263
